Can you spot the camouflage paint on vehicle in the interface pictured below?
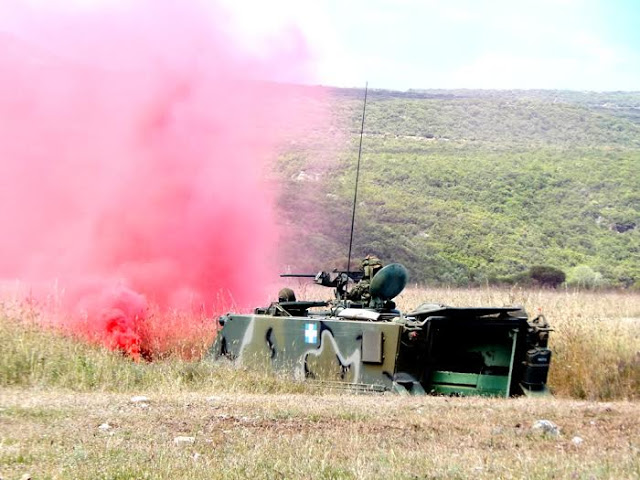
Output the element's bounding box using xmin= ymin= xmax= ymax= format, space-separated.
xmin=212 ymin=314 xmax=403 ymax=391
xmin=210 ymin=263 xmax=553 ymax=397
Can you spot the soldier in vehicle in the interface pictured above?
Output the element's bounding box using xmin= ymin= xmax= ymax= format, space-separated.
xmin=314 ymin=270 xmax=352 ymax=299
xmin=347 ymin=255 xmax=383 ymax=303
xmin=278 ymin=287 xmax=296 ymax=302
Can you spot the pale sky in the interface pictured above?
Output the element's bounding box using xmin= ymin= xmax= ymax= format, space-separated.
xmin=221 ymin=0 xmax=640 ymax=91
xmin=6 ymin=0 xmax=640 ymax=91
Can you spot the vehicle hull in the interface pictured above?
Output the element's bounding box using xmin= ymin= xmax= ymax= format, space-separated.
xmin=210 ymin=307 xmax=552 ymax=397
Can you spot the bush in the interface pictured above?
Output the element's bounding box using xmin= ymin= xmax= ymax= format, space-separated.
xmin=566 ymin=265 xmax=605 ymax=289
xmin=528 ymin=265 xmax=566 ymax=288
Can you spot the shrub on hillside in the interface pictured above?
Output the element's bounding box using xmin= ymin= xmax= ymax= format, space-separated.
xmin=487 ymin=266 xmax=565 ymax=288
xmin=566 ymin=265 xmax=605 ymax=289
xmin=528 ymin=265 xmax=566 ymax=288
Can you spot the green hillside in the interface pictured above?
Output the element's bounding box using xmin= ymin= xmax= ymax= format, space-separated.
xmin=276 ymin=88 xmax=640 ymax=288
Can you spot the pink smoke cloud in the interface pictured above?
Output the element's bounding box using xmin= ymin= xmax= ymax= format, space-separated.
xmin=0 ymin=0 xmax=323 ymax=357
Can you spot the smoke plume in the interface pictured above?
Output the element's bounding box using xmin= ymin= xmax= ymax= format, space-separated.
xmin=0 ymin=0 xmax=322 ymax=358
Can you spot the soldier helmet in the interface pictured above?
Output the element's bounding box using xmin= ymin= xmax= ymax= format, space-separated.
xmin=362 ymin=255 xmax=383 ymax=279
xmin=278 ymin=287 xmax=296 ymax=302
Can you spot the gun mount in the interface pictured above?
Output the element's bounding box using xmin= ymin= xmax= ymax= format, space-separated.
xmin=282 ymin=270 xmax=363 ymax=300
xmin=211 ymin=261 xmax=552 ymax=397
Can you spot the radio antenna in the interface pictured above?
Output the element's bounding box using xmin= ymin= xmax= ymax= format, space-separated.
xmin=346 ymin=82 xmax=368 ymax=286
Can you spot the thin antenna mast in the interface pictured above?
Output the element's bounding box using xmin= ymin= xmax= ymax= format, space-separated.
xmin=346 ymin=82 xmax=368 ymax=287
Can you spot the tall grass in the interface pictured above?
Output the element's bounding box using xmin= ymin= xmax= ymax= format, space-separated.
xmin=1 ymin=286 xmax=639 ymax=399
xmin=0 ymin=301 xmax=311 ymax=394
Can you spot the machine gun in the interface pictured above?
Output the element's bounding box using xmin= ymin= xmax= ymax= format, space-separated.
xmin=281 ymin=270 xmax=364 ymax=299
xmin=280 ymin=263 xmax=408 ymax=312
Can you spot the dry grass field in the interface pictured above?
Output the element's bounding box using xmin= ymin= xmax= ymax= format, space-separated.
xmin=1 ymin=287 xmax=639 ymax=479
xmin=1 ymin=390 xmax=639 ymax=479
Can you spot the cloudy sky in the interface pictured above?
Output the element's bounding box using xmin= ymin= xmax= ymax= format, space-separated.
xmin=6 ymin=0 xmax=640 ymax=91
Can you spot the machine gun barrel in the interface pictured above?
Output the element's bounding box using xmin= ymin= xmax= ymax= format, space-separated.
xmin=280 ymin=272 xmax=364 ymax=280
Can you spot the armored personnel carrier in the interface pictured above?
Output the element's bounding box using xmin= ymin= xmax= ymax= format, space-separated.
xmin=211 ymin=85 xmax=552 ymax=396
xmin=210 ymin=261 xmax=552 ymax=397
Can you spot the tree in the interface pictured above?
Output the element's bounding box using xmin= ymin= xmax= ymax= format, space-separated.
xmin=566 ymin=265 xmax=604 ymax=289
xmin=528 ymin=265 xmax=566 ymax=288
